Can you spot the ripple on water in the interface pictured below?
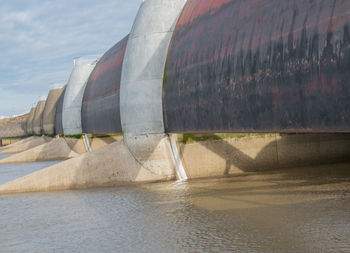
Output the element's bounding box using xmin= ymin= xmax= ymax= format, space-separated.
xmin=0 ymin=153 xmax=12 ymax=160
xmin=0 ymin=163 xmax=350 ymax=252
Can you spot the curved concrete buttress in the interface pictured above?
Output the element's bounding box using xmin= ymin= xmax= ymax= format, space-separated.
xmin=55 ymin=86 xmax=66 ymax=135
xmin=120 ymin=0 xmax=187 ymax=176
xmin=32 ymin=101 xmax=46 ymax=135
xmin=62 ymin=57 xmax=98 ymax=136
xmin=82 ymin=36 xmax=129 ymax=134
xmin=42 ymin=88 xmax=64 ymax=135
xmin=26 ymin=107 xmax=36 ymax=135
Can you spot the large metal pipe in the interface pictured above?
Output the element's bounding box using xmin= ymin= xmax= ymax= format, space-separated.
xmin=163 ymin=0 xmax=350 ymax=133
xmin=82 ymin=35 xmax=129 ymax=134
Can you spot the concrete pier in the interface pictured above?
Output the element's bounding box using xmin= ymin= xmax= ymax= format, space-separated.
xmin=0 ymin=138 xmax=78 ymax=164
xmin=0 ymin=136 xmax=52 ymax=154
xmin=0 ymin=139 xmax=174 ymax=194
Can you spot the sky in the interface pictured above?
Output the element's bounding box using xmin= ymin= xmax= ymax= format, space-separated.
xmin=0 ymin=0 xmax=142 ymax=118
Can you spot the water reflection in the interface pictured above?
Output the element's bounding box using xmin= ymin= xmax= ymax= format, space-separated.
xmin=0 ymin=162 xmax=350 ymax=252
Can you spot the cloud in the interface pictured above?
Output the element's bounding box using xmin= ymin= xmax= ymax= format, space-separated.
xmin=49 ymin=83 xmax=65 ymax=89
xmin=0 ymin=0 xmax=142 ymax=117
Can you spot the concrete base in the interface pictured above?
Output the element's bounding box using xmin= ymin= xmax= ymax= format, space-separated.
xmin=1 ymin=133 xmax=349 ymax=194
xmin=64 ymin=138 xmax=87 ymax=154
xmin=0 ymin=138 xmax=79 ymax=164
xmin=124 ymin=134 xmax=175 ymax=176
xmin=63 ymin=136 xmax=123 ymax=154
xmin=0 ymin=139 xmax=175 ymax=195
xmin=0 ymin=136 xmax=52 ymax=154
xmin=90 ymin=136 xmax=123 ymax=151
xmin=177 ymin=133 xmax=350 ymax=179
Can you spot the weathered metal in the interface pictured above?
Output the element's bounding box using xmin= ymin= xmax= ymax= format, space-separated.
xmin=82 ymin=35 xmax=128 ymax=134
xmin=163 ymin=0 xmax=350 ymax=133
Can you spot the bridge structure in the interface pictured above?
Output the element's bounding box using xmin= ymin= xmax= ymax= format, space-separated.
xmin=1 ymin=0 xmax=350 ymax=191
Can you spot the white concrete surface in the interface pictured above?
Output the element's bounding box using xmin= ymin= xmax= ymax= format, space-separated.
xmin=62 ymin=57 xmax=98 ymax=135
xmin=0 ymin=136 xmax=52 ymax=154
xmin=120 ymin=0 xmax=187 ymax=135
xmin=120 ymin=0 xmax=187 ymax=176
xmin=0 ymin=138 xmax=79 ymax=164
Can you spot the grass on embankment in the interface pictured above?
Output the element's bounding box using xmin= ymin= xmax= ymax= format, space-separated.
xmin=177 ymin=133 xmax=276 ymax=144
xmin=60 ymin=134 xmax=123 ymax=139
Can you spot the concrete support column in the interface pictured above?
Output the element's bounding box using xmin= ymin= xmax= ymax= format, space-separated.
xmin=83 ymin=134 xmax=92 ymax=153
xmin=120 ymin=0 xmax=187 ymax=177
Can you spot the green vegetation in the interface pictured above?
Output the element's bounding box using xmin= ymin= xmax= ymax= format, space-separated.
xmin=90 ymin=134 xmax=123 ymax=139
xmin=63 ymin=134 xmax=83 ymax=139
xmin=0 ymin=135 xmax=29 ymax=141
xmin=177 ymin=133 xmax=275 ymax=144
xmin=162 ymin=58 xmax=168 ymax=87
xmin=45 ymin=134 xmax=56 ymax=138
xmin=62 ymin=134 xmax=123 ymax=139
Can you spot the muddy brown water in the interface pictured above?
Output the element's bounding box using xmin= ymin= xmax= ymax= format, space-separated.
xmin=0 ymin=159 xmax=61 ymax=185
xmin=0 ymin=162 xmax=350 ymax=252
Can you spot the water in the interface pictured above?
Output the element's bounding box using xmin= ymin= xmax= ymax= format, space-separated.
xmin=0 ymin=153 xmax=12 ymax=160
xmin=0 ymin=160 xmax=61 ymax=185
xmin=1 ymin=162 xmax=350 ymax=252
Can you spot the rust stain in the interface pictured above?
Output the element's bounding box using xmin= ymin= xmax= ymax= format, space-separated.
xmin=164 ymin=0 xmax=350 ymax=133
